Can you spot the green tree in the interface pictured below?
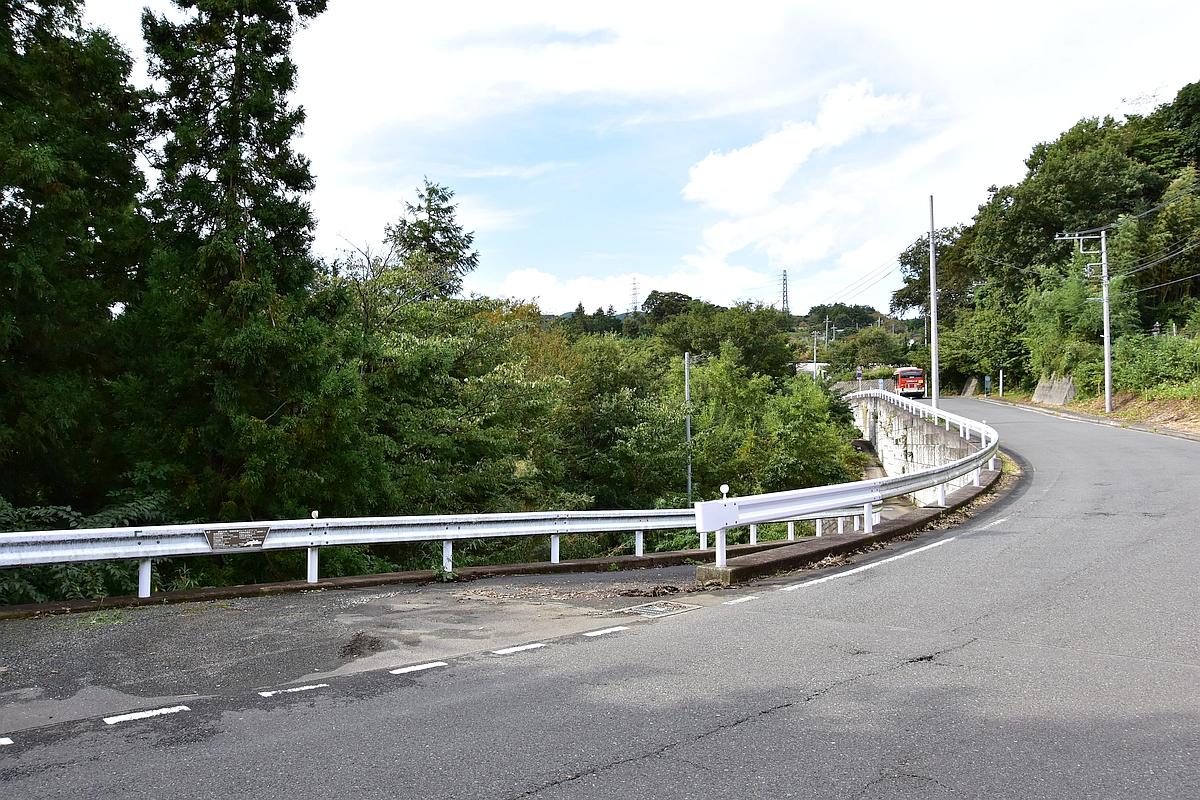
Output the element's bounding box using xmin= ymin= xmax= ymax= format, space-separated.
xmin=0 ymin=0 xmax=147 ymax=509
xmin=384 ymin=179 xmax=479 ymax=299
xmin=117 ymin=0 xmax=367 ymax=520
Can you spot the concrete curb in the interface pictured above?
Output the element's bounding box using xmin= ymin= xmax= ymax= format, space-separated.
xmin=0 ymin=538 xmax=798 ymax=620
xmin=694 ymin=460 xmax=1007 ymax=587
xmin=978 ymin=397 xmax=1200 ymax=444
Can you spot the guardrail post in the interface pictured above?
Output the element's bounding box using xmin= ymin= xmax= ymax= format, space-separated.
xmin=700 ymin=531 xmax=708 ymax=550
xmin=945 ymin=416 xmax=951 ymax=431
xmin=550 ymin=534 xmax=560 ymax=564
xmin=937 ymin=483 xmax=947 ymax=507
xmin=837 ymin=517 xmax=845 ymax=535
xmin=749 ymin=524 xmax=758 ymax=545
xmin=862 ymin=503 xmax=874 ymax=534
xmin=972 ymin=467 xmax=981 ymax=487
xmin=138 ymin=558 xmax=152 ymax=598
xmin=442 ymin=540 xmax=453 ymax=573
xmin=814 ymin=519 xmax=822 ymax=537
xmin=787 ymin=521 xmax=796 ymax=540
xmin=306 ymin=547 xmax=319 ymax=584
xmin=715 ymin=528 xmax=727 ymax=567
xmin=635 ymin=530 xmax=644 ymax=557
xmin=853 ymin=515 xmax=860 ymax=532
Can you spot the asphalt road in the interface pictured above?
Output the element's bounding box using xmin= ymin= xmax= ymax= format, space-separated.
xmin=2 ymin=397 xmax=1198 ymax=799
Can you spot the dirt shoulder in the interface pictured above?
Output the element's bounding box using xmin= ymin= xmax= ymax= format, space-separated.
xmin=985 ymin=391 xmax=1200 ymax=441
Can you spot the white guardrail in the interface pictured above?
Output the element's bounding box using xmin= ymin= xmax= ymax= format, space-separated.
xmin=694 ymin=389 xmax=1000 ymax=567
xmin=0 ymin=390 xmax=997 ymax=599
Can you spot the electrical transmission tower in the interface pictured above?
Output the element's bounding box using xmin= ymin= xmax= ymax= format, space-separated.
xmin=630 ymin=278 xmax=640 ymax=315
xmin=780 ymin=270 xmax=790 ymax=313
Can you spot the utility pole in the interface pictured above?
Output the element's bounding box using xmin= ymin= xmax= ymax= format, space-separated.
xmin=928 ymin=195 xmax=941 ymax=409
xmin=685 ymin=352 xmax=693 ymax=502
xmin=812 ymin=331 xmax=818 ymax=378
xmin=825 ymin=316 xmax=830 ymax=343
xmin=1055 ymin=228 xmax=1113 ymax=412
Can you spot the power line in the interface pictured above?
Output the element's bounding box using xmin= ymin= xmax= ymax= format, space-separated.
xmin=1113 ymin=237 xmax=1200 ymax=277
xmin=1062 ymin=181 xmax=1200 ymax=235
xmin=832 ymin=264 xmax=901 ymax=305
xmin=1115 ymin=268 xmax=1200 ymax=296
xmin=820 ymin=257 xmax=899 ymax=305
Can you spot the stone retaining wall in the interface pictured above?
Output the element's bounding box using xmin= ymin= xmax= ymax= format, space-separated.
xmin=854 ymin=397 xmax=979 ymax=507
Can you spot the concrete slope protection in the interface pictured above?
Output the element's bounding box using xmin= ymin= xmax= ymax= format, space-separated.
xmin=2 ymin=397 xmax=1198 ymax=799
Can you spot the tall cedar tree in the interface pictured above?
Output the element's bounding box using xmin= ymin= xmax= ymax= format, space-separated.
xmin=0 ymin=1 xmax=146 ymax=508
xmin=122 ymin=0 xmax=367 ymax=520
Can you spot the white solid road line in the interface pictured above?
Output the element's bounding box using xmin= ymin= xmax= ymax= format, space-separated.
xmin=492 ymin=643 xmax=547 ymax=655
xmin=723 ymin=595 xmax=759 ymax=605
xmin=389 ymin=661 xmax=448 ymax=675
xmin=258 ymin=683 xmax=330 ymax=698
xmin=582 ymin=626 xmax=629 ymax=637
xmin=103 ymin=705 xmax=191 ymax=725
xmin=781 ymin=517 xmax=1010 ymax=592
xmin=0 ymin=737 xmax=13 ymax=746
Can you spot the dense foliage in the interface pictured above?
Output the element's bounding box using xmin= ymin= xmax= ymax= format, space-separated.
xmin=0 ymin=1 xmax=865 ymax=603
xmin=890 ymin=85 xmax=1200 ymax=396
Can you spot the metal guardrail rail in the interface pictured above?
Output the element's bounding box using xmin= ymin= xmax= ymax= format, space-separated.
xmin=694 ymin=389 xmax=999 ymax=567
xmin=0 ymin=390 xmax=997 ymax=599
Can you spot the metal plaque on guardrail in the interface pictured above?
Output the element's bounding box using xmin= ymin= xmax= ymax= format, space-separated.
xmin=205 ymin=527 xmax=269 ymax=551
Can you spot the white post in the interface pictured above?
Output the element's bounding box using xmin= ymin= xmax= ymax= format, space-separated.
xmin=945 ymin=416 xmax=951 ymax=431
xmin=788 ymin=521 xmax=796 ymax=540
xmin=853 ymin=515 xmax=861 ymax=532
xmin=973 ymin=467 xmax=981 ymax=487
xmin=441 ymin=540 xmax=453 ymax=573
xmin=837 ymin=517 xmax=845 ymax=535
xmin=635 ymin=530 xmax=644 ymax=557
xmin=937 ymin=483 xmax=947 ymax=507
xmin=814 ymin=519 xmax=823 ymax=537
xmin=999 ymin=370 xmax=1004 ymax=398
xmin=863 ymin=503 xmax=874 ymax=534
xmin=138 ymin=558 xmax=152 ymax=598
xmin=306 ymin=547 xmax=319 ymax=584
xmin=550 ymin=534 xmax=560 ymax=564
xmin=715 ymin=529 xmax=727 ymax=567
xmin=749 ymin=524 xmax=758 ymax=545
xmin=700 ymin=531 xmax=708 ymax=550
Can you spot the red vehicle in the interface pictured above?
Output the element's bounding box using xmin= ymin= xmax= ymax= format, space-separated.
xmin=894 ymin=367 xmax=926 ymax=398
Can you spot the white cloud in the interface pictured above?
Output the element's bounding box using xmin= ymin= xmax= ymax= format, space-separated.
xmin=683 ymin=82 xmax=919 ymax=216
xmin=82 ymin=0 xmax=1200 ymax=316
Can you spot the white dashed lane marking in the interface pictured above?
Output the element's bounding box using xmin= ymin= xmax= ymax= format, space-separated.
xmin=103 ymin=705 xmax=191 ymax=725
xmin=492 ymin=643 xmax=547 ymax=655
xmin=722 ymin=596 xmax=759 ymax=605
xmin=258 ymin=683 xmax=329 ymax=698
xmin=390 ymin=661 xmax=448 ymax=675
xmin=582 ymin=626 xmax=629 ymax=637
xmin=780 ymin=517 xmax=1011 ymax=592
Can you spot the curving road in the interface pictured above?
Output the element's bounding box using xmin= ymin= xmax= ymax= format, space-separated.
xmin=2 ymin=398 xmax=1198 ymax=799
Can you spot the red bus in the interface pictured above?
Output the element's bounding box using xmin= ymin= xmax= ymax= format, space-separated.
xmin=894 ymin=367 xmax=926 ymax=398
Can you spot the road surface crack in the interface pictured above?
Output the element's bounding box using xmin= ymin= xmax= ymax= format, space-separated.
xmin=506 ymin=639 xmax=977 ymax=798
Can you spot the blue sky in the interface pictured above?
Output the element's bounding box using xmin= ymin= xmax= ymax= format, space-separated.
xmin=86 ymin=1 xmax=1200 ymax=315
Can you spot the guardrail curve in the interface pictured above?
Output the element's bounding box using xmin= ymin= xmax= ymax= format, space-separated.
xmin=0 ymin=390 xmax=998 ymax=600
xmin=693 ymin=390 xmax=999 ymax=566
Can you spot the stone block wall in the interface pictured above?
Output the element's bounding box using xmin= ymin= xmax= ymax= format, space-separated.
xmin=853 ymin=397 xmax=981 ymax=507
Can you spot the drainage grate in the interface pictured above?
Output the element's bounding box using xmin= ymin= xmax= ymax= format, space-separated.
xmin=620 ymin=600 xmax=699 ymax=618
